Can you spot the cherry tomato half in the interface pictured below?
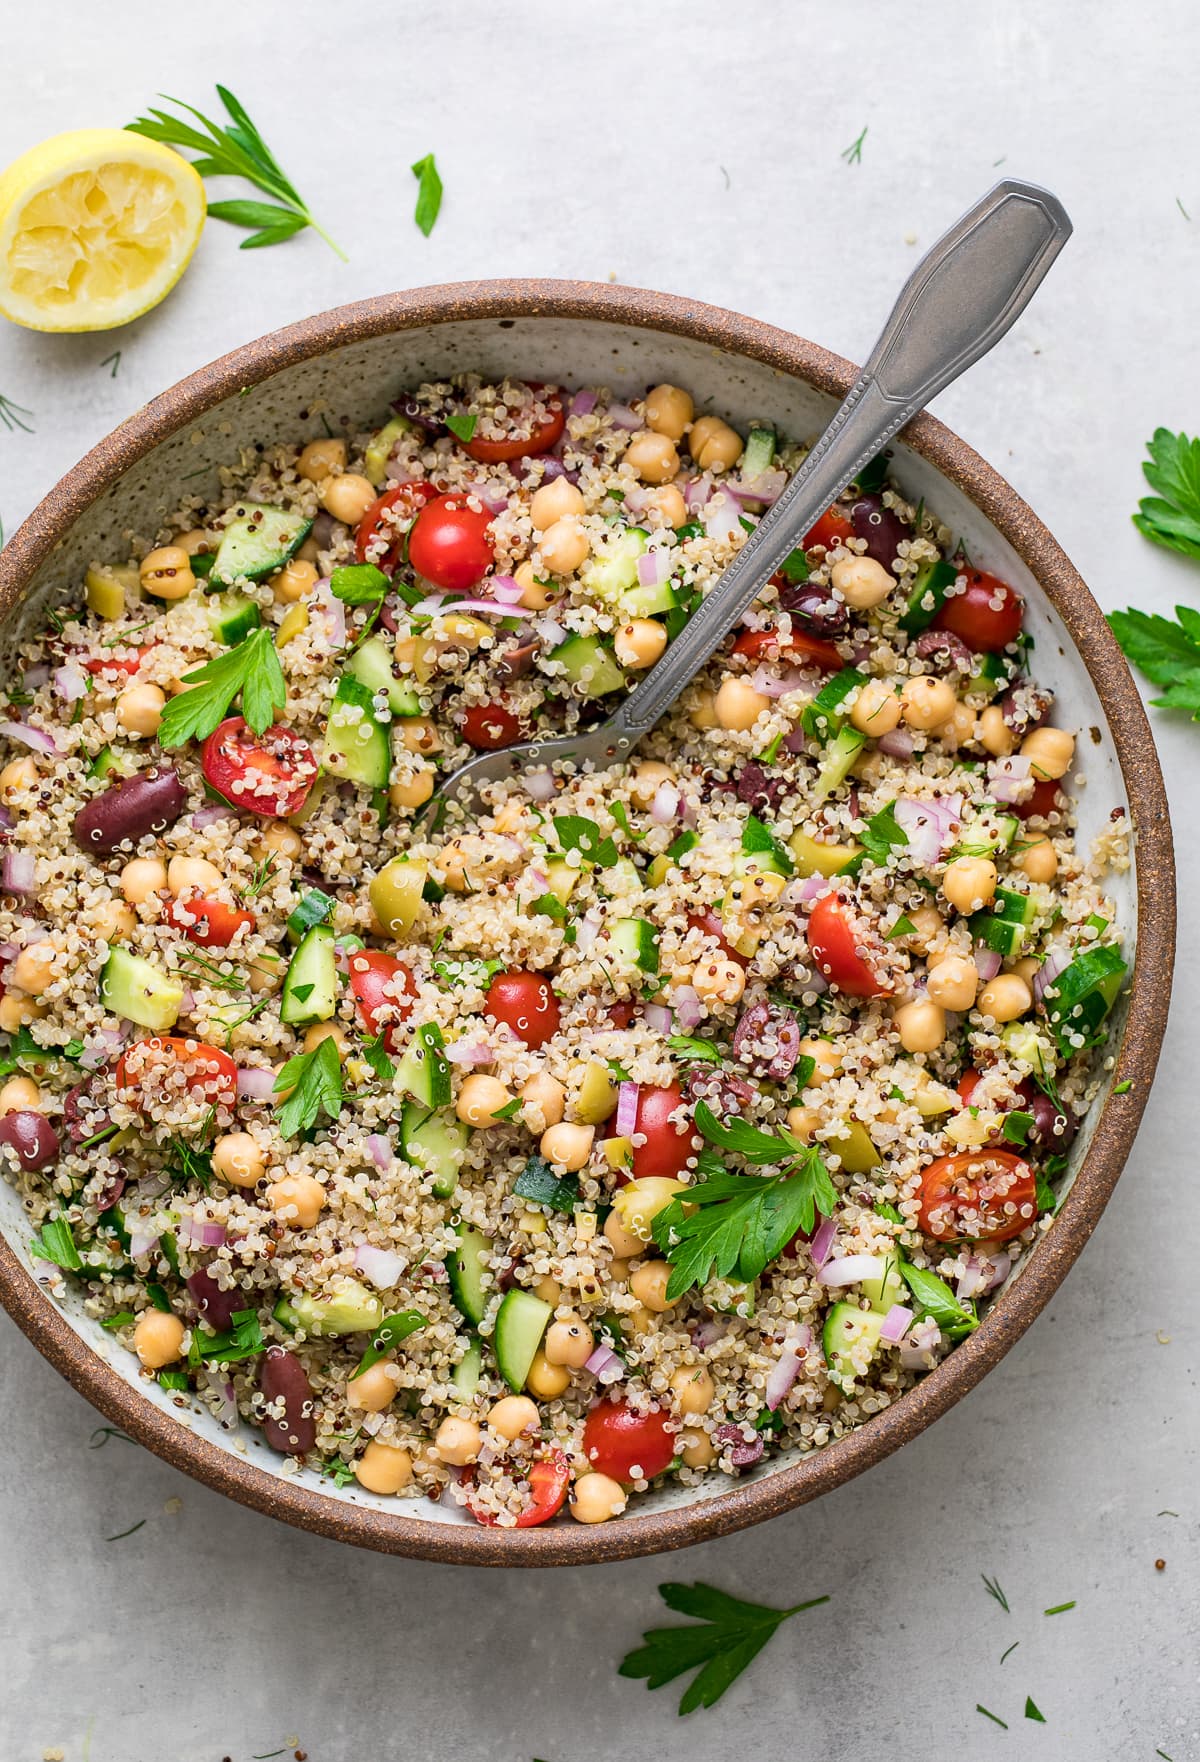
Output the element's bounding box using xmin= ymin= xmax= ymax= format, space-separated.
xmin=484 ymin=970 xmax=561 ymax=1049
xmin=201 ymin=717 xmax=318 ymax=820
xmin=803 ymin=506 xmax=855 ymax=552
xmin=917 ymin=1148 xmax=1039 ymax=1243
xmin=354 ymin=480 xmax=438 ymax=574
xmin=459 ymin=699 xmax=524 ymax=751
xmin=347 ymin=949 xmax=417 ymax=1052
xmin=956 ymin=1068 xmax=983 ymax=1108
xmin=686 ymin=909 xmax=748 ymax=971
xmin=732 ymin=625 xmax=843 ymax=674
xmin=83 ymin=644 xmax=153 ymax=678
xmin=1015 ymin=777 xmax=1063 ymax=822
xmin=805 ymin=892 xmax=889 ymax=998
xmin=163 ymin=896 xmax=256 ymax=948
xmin=407 ymin=494 xmax=495 ymax=592
xmin=582 ymin=1401 xmax=675 ymax=1483
xmin=462 ymin=385 xmax=565 ymax=464
xmin=466 ymin=1446 xmax=571 ymax=1527
xmin=932 ymin=569 xmax=1023 ymax=653
xmin=629 ymin=1083 xmax=698 ymax=1181
xmin=116 ymin=1036 xmax=238 ymax=1108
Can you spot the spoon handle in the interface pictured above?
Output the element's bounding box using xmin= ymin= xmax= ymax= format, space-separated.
xmin=606 ymin=179 xmax=1071 ymax=743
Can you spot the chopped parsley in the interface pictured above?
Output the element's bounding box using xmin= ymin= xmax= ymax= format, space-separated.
xmin=513 ymin=1154 xmax=580 ymax=1213
xmin=359 ymin=1033 xmax=396 ymax=1084
xmin=445 ymin=411 xmax=478 ymax=444
xmin=1001 ymin=1109 xmax=1035 ymax=1146
xmin=898 ymin=1260 xmax=978 ymax=1339
xmin=553 ymin=814 xmax=619 ymax=868
xmin=157 ymin=626 xmax=286 ymax=747
xmin=741 ymin=813 xmax=793 ymax=875
xmin=666 ymin=1034 xmax=722 ymax=1065
xmin=886 ymin=914 xmax=917 ymax=940
xmin=273 ymin=1035 xmax=344 ymax=1138
xmin=619 ymin=1581 xmax=830 ymax=1715
xmin=329 ymin=562 xmax=389 ymax=605
xmin=188 ymin=1306 xmax=266 ymax=1366
xmin=351 ymin=1309 xmax=425 ymax=1379
xmin=1025 ymin=1696 xmax=1046 ymax=1723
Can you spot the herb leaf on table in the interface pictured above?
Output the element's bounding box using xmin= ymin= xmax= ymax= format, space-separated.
xmin=619 ymin=1581 xmax=830 ymax=1715
xmin=411 ymin=154 xmax=443 ymax=235
xmin=1131 ymin=427 xmax=1200 ymax=561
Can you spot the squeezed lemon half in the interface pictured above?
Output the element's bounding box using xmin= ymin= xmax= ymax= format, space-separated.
xmin=0 ymin=129 xmax=206 ymax=332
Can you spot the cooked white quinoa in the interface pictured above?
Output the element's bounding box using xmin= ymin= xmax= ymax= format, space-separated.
xmin=0 ymin=376 xmax=1128 ymax=1528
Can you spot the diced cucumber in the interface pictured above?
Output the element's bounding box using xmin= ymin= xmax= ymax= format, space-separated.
xmin=450 ymin=1335 xmax=484 ymax=1399
xmin=272 ymin=1297 xmax=299 ymax=1331
xmin=965 ymin=651 xmax=1011 ymax=699
xmin=611 ymin=917 xmax=660 ymax=974
xmin=322 ymin=673 xmax=391 ymax=790
xmin=970 ymin=886 xmax=1038 ymax=960
xmin=952 ymin=812 xmax=1019 ymax=858
xmin=88 ymin=745 xmax=120 ymax=780
xmin=813 ymin=726 xmax=866 ymax=800
xmin=802 ymin=668 xmax=867 ymax=741
xmin=740 ymin=424 xmax=776 ymax=480
xmin=364 ymin=414 xmax=414 ymax=487
xmin=598 ymin=856 xmax=643 ymax=899
xmin=898 ymin=558 xmax=958 ymax=633
xmin=823 ymin=1301 xmax=886 ymax=1387
xmin=286 ymin=1278 xmax=384 ymax=1337
xmin=100 ymin=947 xmax=183 ymax=1032
xmin=1043 ymin=944 xmax=1126 ymax=1053
xmin=348 ymin=634 xmax=423 ymax=717
xmin=280 ymin=925 xmax=338 ymax=1026
xmin=648 ymin=829 xmax=698 ymax=884
xmin=369 ymin=857 xmax=427 ymax=937
xmin=789 ymin=830 xmax=861 ymax=877
xmin=861 ymin=1253 xmax=905 ymax=1314
xmin=446 ymin=1224 xmax=492 ymax=1325
xmin=394 ymin=1022 xmax=452 ymax=1109
xmin=210 ymin=505 xmax=312 ymax=586
xmin=549 ymin=633 xmax=626 ymax=698
xmin=580 ymin=527 xmax=647 ymax=600
xmin=1001 ymin=1020 xmax=1058 ymax=1073
xmin=286 ymin=888 xmax=335 ymax=943
xmin=622 ymin=580 xmax=677 ymax=617
xmin=400 ymin=1102 xmax=467 ymax=1199
xmin=493 ymin=1288 xmax=552 ymax=1393
xmin=206 ymin=593 xmax=262 ymax=644
xmin=576 ymin=1059 xmax=618 ymax=1125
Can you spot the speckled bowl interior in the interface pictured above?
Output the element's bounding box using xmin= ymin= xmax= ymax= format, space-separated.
xmin=0 ymin=284 xmax=1174 ymax=1564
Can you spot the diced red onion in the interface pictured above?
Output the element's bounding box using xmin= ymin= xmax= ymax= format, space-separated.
xmin=955 ymin=1256 xmax=991 ymax=1301
xmin=615 ymin=1081 xmax=640 ymax=1137
xmin=783 ymin=725 xmax=812 ymax=755
xmin=191 ymin=805 xmax=238 ymax=830
xmin=672 ymin=984 xmax=703 ymax=1031
xmin=0 ymin=942 xmax=16 ymax=964
xmin=311 ymin=582 xmax=347 ymax=649
xmin=128 ymin=1226 xmax=160 ymax=1259
xmin=486 ymin=573 xmax=525 ymax=605
xmin=900 ymin=1316 xmax=943 ymax=1366
xmin=973 ymin=945 xmax=1002 ymax=982
xmin=723 ymin=470 xmax=789 ymax=507
xmin=1032 ymin=944 xmax=1070 ymax=1003
xmin=366 ymin=1133 xmax=392 ymax=1171
xmin=751 ymin=662 xmax=817 ymax=699
xmin=987 ymin=755 xmax=1034 ymax=803
xmin=704 ymin=492 xmax=748 ymax=543
xmin=0 ymin=808 xmax=13 ymax=832
xmin=621 ymin=485 xmax=649 ymax=518
xmin=354 ymin=1242 xmax=405 ymax=1289
xmin=179 ymin=1215 xmax=228 ymax=1249
xmin=608 ymin=403 xmax=642 ymax=430
xmin=429 ymin=596 xmax=524 ymax=619
xmin=983 ymin=1251 xmax=1012 ymax=1291
xmin=464 ymin=482 xmax=508 ymax=514
xmin=586 ymin=1344 xmax=627 ymax=1386
xmin=569 ymin=388 xmax=597 ymax=417
xmin=765 ymin=1324 xmax=811 ymax=1410
xmin=684 ymin=475 xmax=714 ymax=513
xmin=0 ymin=720 xmax=59 ymax=755
xmin=23 ymin=664 xmax=51 ymax=690
xmin=715 ymin=1424 xmax=764 ymax=1469
xmin=1 ymin=851 xmax=36 ymax=895
xmin=444 ymin=1037 xmax=494 ymax=1067
xmin=877 ymin=726 xmax=915 ymax=759
xmin=880 ymin=1303 xmax=914 ymax=1343
xmin=893 ymin=795 xmax=963 ymax=866
xmin=235 ymin=1066 xmax=276 ymax=1101
xmin=533 ymin=615 xmax=567 ymax=648
xmin=818 ymin=1254 xmax=884 ymax=1288
xmin=636 ymin=549 xmax=672 ymax=588
xmin=782 ymin=874 xmax=829 ymax=907
xmin=809 ymin=1216 xmax=839 ymax=1270
xmin=52 ymin=665 xmax=86 ymax=703
xmin=524 ymin=769 xmax=558 ymax=802
xmin=575 ymin=911 xmax=602 ymax=956
xmin=178 ymin=989 xmax=196 ymax=1016
xmin=642 ymin=1002 xmax=673 ymax=1036
xmin=650 ymin=780 xmax=680 ymax=823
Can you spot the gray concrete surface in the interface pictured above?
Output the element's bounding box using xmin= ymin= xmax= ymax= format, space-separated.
xmin=0 ymin=2 xmax=1196 ymax=1757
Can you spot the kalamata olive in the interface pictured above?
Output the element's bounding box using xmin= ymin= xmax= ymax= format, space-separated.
xmin=1000 ymin=681 xmax=1053 ymax=736
xmin=0 ymin=1109 xmax=59 ymax=1171
xmin=1025 ymin=1088 xmax=1078 ymax=1153
xmin=912 ymin=628 xmax=975 ymax=674
xmin=258 ymin=1346 xmax=316 ymax=1455
xmin=309 ymin=510 xmax=338 ymax=549
xmin=731 ymin=999 xmax=802 ymax=1080
xmin=682 ymin=1064 xmax=756 ymax=1115
xmin=72 ymin=765 xmax=185 ymax=856
xmin=850 ymin=493 xmax=909 ymax=568
xmin=715 ymin=1423 xmax=765 ymax=1469
xmin=777 ymin=581 xmax=849 ymax=637
xmin=730 ymin=760 xmax=787 ymax=815
xmin=494 ymin=639 xmax=539 ymax=682
xmin=187 ymin=1266 xmax=242 ymax=1333
xmin=64 ymin=1074 xmax=114 ymax=1146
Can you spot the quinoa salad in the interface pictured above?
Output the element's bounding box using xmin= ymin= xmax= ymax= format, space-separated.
xmin=0 ymin=375 xmax=1129 ymax=1529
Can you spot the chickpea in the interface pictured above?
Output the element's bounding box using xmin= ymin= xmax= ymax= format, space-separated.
xmin=520 ymin=1072 xmax=566 ymax=1131
xmin=937 ymin=701 xmax=978 ymax=749
xmin=390 ymin=769 xmax=436 ymax=812
xmin=901 ymin=676 xmax=958 ymax=731
xmin=629 ymin=759 xmax=674 ymax=808
xmin=1021 ymin=726 xmax=1075 ymax=781
xmin=434 ymin=1416 xmax=482 ymax=1465
xmin=608 ymin=1259 xmax=631 ymax=1282
xmin=139 ymin=545 xmax=195 ymax=600
xmin=295 ymin=535 xmax=322 ymax=564
xmin=624 ymin=430 xmax=680 ymax=484
xmin=671 ymin=1365 xmax=715 ymax=1416
xmin=303 ymin=1021 xmax=347 ymax=1058
xmin=540 ymin=1121 xmax=594 ymax=1170
xmin=529 ymin=477 xmax=585 ymax=530
xmin=116 ymin=681 xmax=166 ymax=737
xmin=487 ymin=1394 xmax=539 ymax=1441
xmin=346 ymin=1360 xmax=399 ymax=1413
xmin=539 ymin=516 xmax=590 ymax=575
xmin=260 ymin=822 xmax=303 ymax=859
xmin=0 ymin=1075 xmax=40 ymax=1114
xmin=644 ymin=383 xmax=695 ymax=442
xmin=629 ymin=1260 xmax=677 ymax=1313
xmin=643 ymin=484 xmax=688 ymax=528
xmin=297 ymin=437 xmax=347 ymax=482
xmin=271 ymin=558 xmax=319 ymax=604
xmin=534 ymin=1276 xmax=562 ymax=1305
xmin=570 ymin=1471 xmax=628 ymax=1524
xmin=457 ymin=1073 xmax=515 ymax=1127
xmin=893 ymin=999 xmax=946 ymax=1053
xmin=133 ymin=1310 xmax=185 ymax=1369
xmin=176 ymin=528 xmax=214 ymax=557
xmin=715 ymin=676 xmax=770 ymax=732
xmin=1012 ymin=956 xmax=1042 ymax=988
xmin=11 ymin=940 xmax=56 ymax=995
xmin=978 ymin=705 xmax=1015 ymax=757
xmin=167 ymin=855 xmax=222 ymax=897
xmin=0 ymin=757 xmax=36 ymax=802
xmin=513 ymin=560 xmax=558 ymax=611
xmin=354 ymin=1441 xmax=413 ymax=1495
xmin=604 ymin=1209 xmax=644 ymax=1260
xmin=797 ymin=1037 xmax=842 ymax=1086
xmin=396 ymin=716 xmax=442 ymax=755
xmin=831 ymin=554 xmax=895 ymax=610
xmin=0 ymin=992 xmax=42 ymax=1032
xmin=266 ymin=1173 xmax=326 ymax=1228
xmin=850 ymin=678 xmax=902 ymax=736
xmin=319 ymin=472 xmax=375 ymax=525
xmin=688 ymin=415 xmax=743 ymax=472
xmin=212 ymin=1131 xmax=264 ymax=1189
xmin=692 ymin=955 xmax=747 ymax=1006
xmin=926 ymin=953 xmax=979 ymax=1012
xmin=544 ymin=1318 xmax=595 ymax=1369
xmin=526 ymin=1349 xmax=571 ymax=1399
xmin=689 ymin=689 xmax=719 ymax=730
xmin=786 ymin=1104 xmax=820 ymax=1142
xmin=679 ymin=1428 xmax=717 ymax=1469
xmin=615 ymin=618 xmax=668 ymax=670
xmin=942 ymin=855 xmax=998 ymax=914
xmin=906 ymin=902 xmax=948 ymax=954
xmin=976 ymin=973 xmax=1032 ymax=1023
xmin=1014 ymin=837 xmax=1058 ymax=882
xmin=247 ymin=953 xmax=285 ymax=995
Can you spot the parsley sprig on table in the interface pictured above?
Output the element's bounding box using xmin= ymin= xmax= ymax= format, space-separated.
xmin=619 ymin=1582 xmax=830 ymax=1715
xmin=128 ymin=85 xmax=346 ymax=258
xmin=157 ymin=626 xmax=286 ymax=748
xmin=1107 ymin=603 xmax=1200 ymax=718
xmin=273 ymin=1036 xmax=344 ymax=1138
xmin=1131 ymin=427 xmax=1200 ymax=561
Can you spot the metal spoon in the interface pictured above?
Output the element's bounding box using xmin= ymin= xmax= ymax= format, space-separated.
xmin=432 ymin=179 xmax=1071 ymax=817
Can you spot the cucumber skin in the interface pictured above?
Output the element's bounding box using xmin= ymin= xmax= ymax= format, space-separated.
xmin=279 ymin=924 xmax=338 ymax=1026
xmin=493 ymin=1289 xmax=552 ymax=1392
xmin=211 ymin=505 xmax=312 ymax=586
xmin=446 ymin=1224 xmax=491 ymax=1325
xmin=323 ymin=673 xmax=391 ymax=789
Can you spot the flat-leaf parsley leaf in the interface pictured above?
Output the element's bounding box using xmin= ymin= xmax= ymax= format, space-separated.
xmin=619 ymin=1581 xmax=830 ymax=1715
xmin=157 ymin=626 xmax=286 ymax=747
xmin=1131 ymin=427 xmax=1200 ymax=561
xmin=273 ymin=1035 xmax=344 ymax=1137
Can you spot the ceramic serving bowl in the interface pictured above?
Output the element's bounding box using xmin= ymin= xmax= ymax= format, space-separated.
xmin=0 ymin=281 xmax=1175 ymax=1566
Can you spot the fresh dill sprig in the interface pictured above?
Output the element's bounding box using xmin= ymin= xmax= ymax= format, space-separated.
xmin=981 ymin=1573 xmax=1010 ymax=1613
xmin=840 ymin=125 xmax=868 ymax=166
xmin=241 ymin=853 xmax=278 ymax=902
xmin=0 ymin=393 xmax=35 ymax=435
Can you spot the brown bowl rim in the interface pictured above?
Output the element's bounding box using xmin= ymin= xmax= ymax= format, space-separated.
xmin=0 ymin=278 xmax=1175 ymax=1566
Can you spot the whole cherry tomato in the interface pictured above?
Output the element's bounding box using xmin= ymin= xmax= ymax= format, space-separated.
xmin=354 ymin=480 xmax=438 ymax=573
xmin=932 ymin=569 xmax=1023 ymax=653
xmin=582 ymin=1401 xmax=675 ymax=1483
xmin=686 ymin=909 xmax=748 ymax=970
xmin=1015 ymin=777 xmax=1063 ymax=822
xmin=116 ymin=1036 xmax=238 ymax=1107
xmin=484 ymin=970 xmax=561 ymax=1048
xmin=805 ymin=892 xmax=889 ymax=998
xmin=459 ymin=700 xmax=524 ymax=751
xmin=462 ymin=386 xmax=565 ymax=464
xmin=201 ymin=717 xmax=317 ymax=819
xmin=803 ymin=506 xmax=855 ymax=551
xmin=407 ymin=494 xmax=495 ymax=592
xmin=83 ymin=644 xmax=153 ymax=678
xmin=466 ymin=1447 xmax=571 ymax=1527
xmin=732 ymin=625 xmax=842 ymax=673
xmin=916 ymin=1148 xmax=1039 ymax=1243
xmin=347 ymin=949 xmax=417 ymax=1052
xmin=628 ymin=1083 xmax=698 ymax=1181
xmin=164 ymin=896 xmax=256 ymax=948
